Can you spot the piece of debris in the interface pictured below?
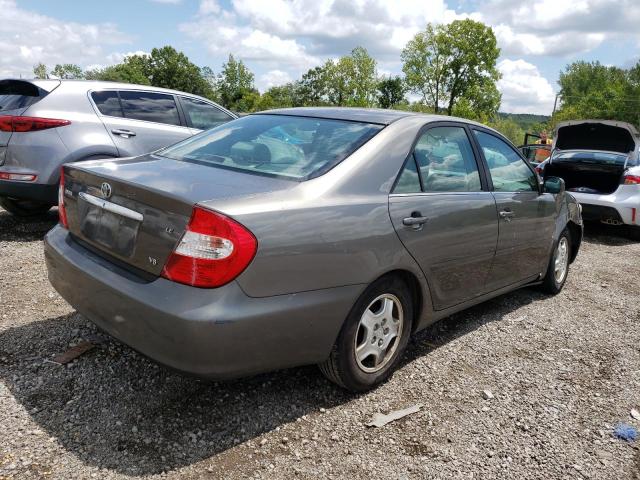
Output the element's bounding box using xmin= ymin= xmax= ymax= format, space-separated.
xmin=52 ymin=341 xmax=95 ymax=365
xmin=630 ymin=409 xmax=640 ymax=421
xmin=613 ymin=423 xmax=638 ymax=442
xmin=482 ymin=390 xmax=494 ymax=400
xmin=365 ymin=404 xmax=422 ymax=428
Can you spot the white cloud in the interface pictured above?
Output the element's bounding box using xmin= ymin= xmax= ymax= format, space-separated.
xmin=481 ymin=0 xmax=640 ymax=56
xmin=180 ymin=0 xmax=468 ymax=80
xmin=0 ymin=0 xmax=131 ymax=78
xmin=497 ymin=59 xmax=556 ymax=114
xmin=259 ymin=69 xmax=293 ymax=89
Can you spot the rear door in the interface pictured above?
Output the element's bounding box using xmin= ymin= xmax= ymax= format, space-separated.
xmin=91 ymin=89 xmax=193 ymax=157
xmin=472 ymin=129 xmax=556 ymax=290
xmin=388 ymin=123 xmax=499 ymax=310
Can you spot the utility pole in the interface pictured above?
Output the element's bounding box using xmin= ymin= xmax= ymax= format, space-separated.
xmin=552 ymin=94 xmax=561 ymax=115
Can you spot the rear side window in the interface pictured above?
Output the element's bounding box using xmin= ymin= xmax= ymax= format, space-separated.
xmin=0 ymin=80 xmax=46 ymax=111
xmin=119 ymin=91 xmax=181 ymax=126
xmin=394 ymin=157 xmax=421 ymax=193
xmin=181 ymin=97 xmax=233 ymax=130
xmin=415 ymin=126 xmax=481 ymax=192
xmin=393 ymin=125 xmax=481 ymax=193
xmin=474 ymin=130 xmax=538 ymax=192
xmin=91 ymin=91 xmax=123 ymax=117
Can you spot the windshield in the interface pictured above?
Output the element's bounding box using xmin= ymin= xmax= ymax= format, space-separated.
xmin=553 ymin=151 xmax=628 ymax=166
xmin=158 ymin=114 xmax=384 ymax=180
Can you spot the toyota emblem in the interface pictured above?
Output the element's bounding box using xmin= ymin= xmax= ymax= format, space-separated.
xmin=100 ymin=182 xmax=112 ymax=199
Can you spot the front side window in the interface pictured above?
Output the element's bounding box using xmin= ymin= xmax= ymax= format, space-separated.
xmin=158 ymin=114 xmax=383 ymax=180
xmin=91 ymin=91 xmax=123 ymax=117
xmin=474 ymin=130 xmax=538 ymax=192
xmin=119 ymin=91 xmax=181 ymax=126
xmin=181 ymin=97 xmax=233 ymax=130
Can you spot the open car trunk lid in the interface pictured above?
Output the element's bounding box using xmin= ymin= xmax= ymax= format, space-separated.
xmin=554 ymin=120 xmax=638 ymax=154
xmin=548 ymin=121 xmax=638 ymax=195
xmin=62 ymin=154 xmax=295 ymax=277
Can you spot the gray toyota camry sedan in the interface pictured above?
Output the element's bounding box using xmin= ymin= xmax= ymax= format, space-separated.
xmin=44 ymin=108 xmax=583 ymax=391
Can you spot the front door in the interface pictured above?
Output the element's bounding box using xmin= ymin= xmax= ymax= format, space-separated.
xmin=389 ymin=124 xmax=499 ymax=311
xmin=472 ymin=129 xmax=557 ymax=290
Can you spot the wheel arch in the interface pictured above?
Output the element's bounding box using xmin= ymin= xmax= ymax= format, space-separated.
xmin=372 ymin=269 xmax=426 ymax=333
xmin=566 ymin=220 xmax=582 ymax=263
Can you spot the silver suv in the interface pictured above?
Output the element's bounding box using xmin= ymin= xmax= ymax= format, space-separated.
xmin=0 ymin=79 xmax=236 ymax=216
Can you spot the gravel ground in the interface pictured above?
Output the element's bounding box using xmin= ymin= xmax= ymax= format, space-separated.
xmin=1 ymin=207 xmax=639 ymax=480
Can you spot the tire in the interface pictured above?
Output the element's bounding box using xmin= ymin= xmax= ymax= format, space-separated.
xmin=0 ymin=197 xmax=53 ymax=217
xmin=319 ymin=276 xmax=413 ymax=392
xmin=540 ymin=228 xmax=571 ymax=294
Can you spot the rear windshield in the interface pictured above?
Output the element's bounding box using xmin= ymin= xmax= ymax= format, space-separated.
xmin=0 ymin=80 xmax=47 ymax=111
xmin=553 ymin=151 xmax=628 ymax=166
xmin=158 ymin=114 xmax=383 ymax=180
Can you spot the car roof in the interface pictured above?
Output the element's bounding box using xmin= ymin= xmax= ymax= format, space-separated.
xmin=255 ymin=107 xmax=495 ymax=130
xmin=1 ymin=78 xmax=213 ymax=100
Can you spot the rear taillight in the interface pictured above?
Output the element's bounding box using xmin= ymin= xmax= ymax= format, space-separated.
xmin=0 ymin=172 xmax=36 ymax=181
xmin=162 ymin=206 xmax=257 ymax=288
xmin=58 ymin=168 xmax=68 ymax=229
xmin=623 ymin=174 xmax=640 ymax=185
xmin=0 ymin=115 xmax=71 ymax=132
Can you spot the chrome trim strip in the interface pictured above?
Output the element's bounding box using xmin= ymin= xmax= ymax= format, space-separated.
xmin=79 ymin=192 xmax=143 ymax=222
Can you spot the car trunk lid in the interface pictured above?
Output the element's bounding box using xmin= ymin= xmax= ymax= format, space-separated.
xmin=62 ymin=154 xmax=296 ymax=277
xmin=554 ymin=120 xmax=638 ymax=154
xmin=548 ymin=121 xmax=638 ymax=195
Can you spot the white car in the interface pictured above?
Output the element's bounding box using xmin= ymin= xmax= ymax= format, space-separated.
xmin=543 ymin=120 xmax=640 ymax=239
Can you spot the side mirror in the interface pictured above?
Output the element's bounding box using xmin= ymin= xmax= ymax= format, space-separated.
xmin=544 ymin=176 xmax=565 ymax=194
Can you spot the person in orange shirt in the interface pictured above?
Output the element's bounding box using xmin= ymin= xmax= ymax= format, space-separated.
xmin=534 ymin=129 xmax=552 ymax=162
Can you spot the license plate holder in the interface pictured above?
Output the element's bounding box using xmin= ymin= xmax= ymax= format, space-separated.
xmin=78 ymin=195 xmax=141 ymax=258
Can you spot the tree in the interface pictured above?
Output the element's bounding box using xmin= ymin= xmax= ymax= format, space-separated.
xmin=216 ymin=54 xmax=256 ymax=110
xmin=263 ymin=83 xmax=303 ymax=109
xmin=51 ymin=64 xmax=84 ymax=79
xmin=485 ymin=117 xmax=525 ymax=146
xmin=85 ymin=55 xmax=150 ymax=85
xmin=298 ymin=47 xmax=377 ymax=107
xmin=345 ymin=46 xmax=377 ymax=106
xmin=298 ymin=64 xmax=330 ymax=105
xmin=145 ymin=46 xmax=213 ymax=97
xmin=401 ymin=24 xmax=447 ymax=111
xmin=377 ymin=76 xmax=405 ymax=108
xmin=553 ymin=61 xmax=639 ymax=126
xmin=402 ymin=20 xmax=501 ymax=116
xmin=33 ymin=63 xmax=47 ymax=79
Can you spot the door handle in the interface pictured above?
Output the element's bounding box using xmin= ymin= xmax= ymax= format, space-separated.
xmin=499 ymin=210 xmax=516 ymax=221
xmin=402 ymin=213 xmax=429 ymax=229
xmin=111 ymin=129 xmax=136 ymax=138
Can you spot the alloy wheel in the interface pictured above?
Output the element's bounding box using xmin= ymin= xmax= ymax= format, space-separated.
xmin=353 ymin=293 xmax=404 ymax=373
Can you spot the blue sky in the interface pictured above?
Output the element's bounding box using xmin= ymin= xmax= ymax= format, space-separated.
xmin=3 ymin=0 xmax=640 ymax=114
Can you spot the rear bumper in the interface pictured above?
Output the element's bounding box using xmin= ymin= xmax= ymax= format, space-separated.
xmin=44 ymin=225 xmax=362 ymax=379
xmin=0 ymin=180 xmax=57 ymax=203
xmin=569 ymin=188 xmax=639 ymax=226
